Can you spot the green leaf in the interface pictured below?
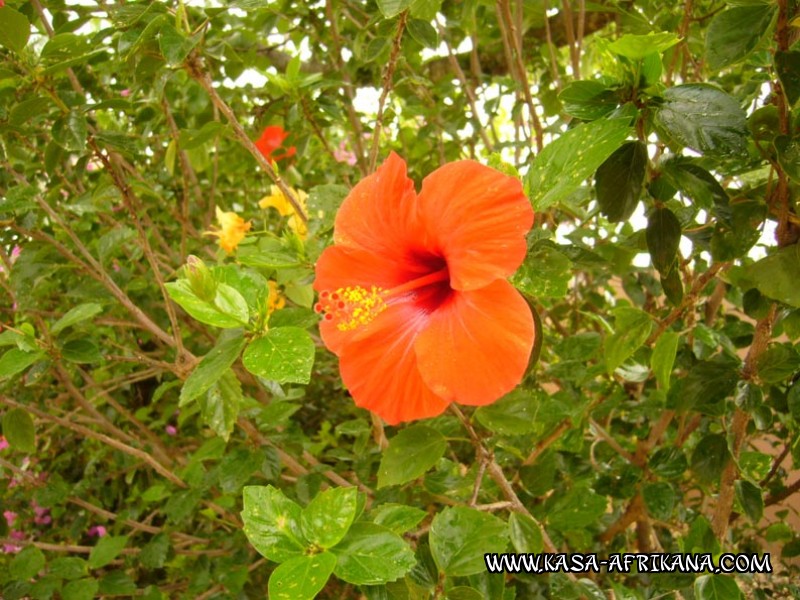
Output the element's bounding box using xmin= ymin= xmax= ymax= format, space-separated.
xmin=10 ymin=546 xmax=45 ymax=580
xmin=649 ymin=447 xmax=688 ymax=479
xmin=595 ymin=141 xmax=647 ymax=223
xmin=8 ymin=97 xmax=52 ymax=127
xmin=407 ymin=19 xmax=437 ymax=48
xmin=241 ymin=485 xmax=308 ymax=562
xmin=675 ymin=359 xmax=739 ymax=412
xmin=775 ymin=50 xmax=800 ymax=106
xmin=653 ymin=84 xmax=748 ymax=157
xmin=607 ymin=32 xmax=680 ymax=60
xmin=775 ymin=135 xmax=800 ymax=185
xmin=429 ymin=507 xmax=508 ymax=577
xmin=63 ymin=578 xmax=99 ymax=600
xmin=527 ymin=118 xmax=632 ymax=210
xmin=166 ymin=280 xmax=250 ymax=328
xmin=371 ymin=504 xmax=427 ymax=535
xmin=475 ymin=388 xmax=540 ymax=436
xmin=268 ymin=552 xmax=337 ymax=600
xmin=140 ymin=533 xmax=170 ymax=569
xmin=642 ymin=482 xmax=676 ymax=521
xmin=547 ymin=485 xmax=607 ymax=532
xmin=88 ymin=535 xmax=129 ymax=569
xmin=301 ymin=487 xmax=358 ymax=549
xmin=705 ymin=5 xmax=775 ymax=70
xmin=651 ymin=331 xmax=680 ymax=391
xmin=2 ymin=408 xmax=36 ymax=453
xmin=691 ymin=434 xmax=730 ymax=484
xmin=558 ymin=80 xmax=619 ymax=120
xmin=604 ymin=307 xmax=653 ymax=374
xmin=49 ymin=557 xmax=88 ymax=581
xmin=511 ymin=243 xmax=572 ymax=298
xmin=61 ymin=339 xmax=102 ymax=363
xmin=646 ymin=207 xmax=681 ymax=274
xmin=694 ymin=575 xmax=741 ymax=600
xmin=198 ymin=369 xmax=242 ymax=440
xmin=52 ymin=109 xmax=88 ymax=152
xmin=159 ymin=24 xmax=197 ymax=65
xmin=377 ymin=424 xmax=447 ymax=488
xmin=756 ymin=345 xmax=800 ymax=384
xmin=242 ymin=327 xmax=315 ymax=384
xmin=739 ymin=245 xmax=800 ymax=308
xmin=180 ymin=333 xmax=246 ymax=406
xmin=332 ymin=522 xmax=416 ymax=585
xmin=0 ymin=348 xmax=45 ymax=379
xmin=735 ymin=479 xmax=763 ymax=523
xmin=307 ymin=184 xmax=348 ymax=234
xmin=508 ymin=513 xmax=544 ymax=554
xmin=376 ymin=0 xmax=412 ymax=18
xmin=52 ymin=303 xmax=103 ymax=334
xmin=0 ymin=6 xmax=30 ymax=52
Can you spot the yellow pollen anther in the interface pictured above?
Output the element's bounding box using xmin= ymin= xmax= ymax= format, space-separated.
xmin=315 ymin=285 xmax=387 ymax=331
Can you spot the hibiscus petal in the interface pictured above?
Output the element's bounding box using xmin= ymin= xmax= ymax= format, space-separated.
xmin=336 ymin=304 xmax=450 ymax=425
xmin=414 ymin=280 xmax=534 ymax=406
xmin=333 ymin=152 xmax=429 ymax=260
xmin=315 ymin=245 xmax=415 ymax=355
xmin=417 ymin=161 xmax=533 ymax=291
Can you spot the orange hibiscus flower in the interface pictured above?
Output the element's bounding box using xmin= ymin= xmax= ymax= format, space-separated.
xmin=255 ymin=125 xmax=296 ymax=162
xmin=314 ymin=153 xmax=535 ymax=425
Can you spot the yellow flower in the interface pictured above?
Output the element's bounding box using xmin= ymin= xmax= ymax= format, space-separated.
xmin=267 ymin=280 xmax=285 ymax=314
xmin=208 ymin=207 xmax=252 ymax=253
xmin=259 ymin=185 xmax=308 ymax=239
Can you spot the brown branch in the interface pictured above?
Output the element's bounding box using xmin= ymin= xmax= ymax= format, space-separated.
xmin=368 ymin=10 xmax=408 ymax=173
xmin=0 ymin=396 xmax=187 ymax=489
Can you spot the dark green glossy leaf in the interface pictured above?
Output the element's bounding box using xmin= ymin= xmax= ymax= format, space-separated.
xmin=10 ymin=546 xmax=45 ymax=580
xmin=512 ymin=243 xmax=572 ymax=298
xmin=705 ymin=5 xmax=775 ymax=70
xmin=378 ymin=424 xmax=447 ymax=488
xmin=332 ymin=522 xmax=416 ymax=585
xmin=649 ymin=447 xmax=689 ymax=479
xmin=406 ymin=19 xmax=437 ymax=48
xmin=595 ymin=141 xmax=647 ymax=223
xmin=61 ymin=339 xmax=102 ymax=363
xmin=546 ymin=485 xmax=607 ymax=532
xmin=739 ymin=245 xmax=800 ymax=308
xmin=376 ymin=0 xmax=412 ymax=18
xmin=646 ymin=207 xmax=681 ymax=274
xmin=429 ymin=507 xmax=508 ymax=577
xmin=735 ymin=479 xmax=763 ymax=523
xmin=654 ymin=84 xmax=748 ymax=157
xmin=776 ymin=50 xmax=800 ymax=106
xmin=51 ymin=303 xmax=103 ymax=334
xmin=775 ymin=135 xmax=800 ymax=185
xmin=372 ymin=504 xmax=427 ymax=535
xmin=642 ymin=482 xmax=675 ymax=520
xmin=691 ymin=434 xmax=730 ymax=484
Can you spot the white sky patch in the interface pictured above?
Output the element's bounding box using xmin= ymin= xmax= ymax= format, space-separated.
xmin=231 ymin=69 xmax=268 ymax=88
xmin=353 ymin=87 xmax=381 ymax=116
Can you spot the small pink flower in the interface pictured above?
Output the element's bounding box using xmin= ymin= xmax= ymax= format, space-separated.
xmin=87 ymin=525 xmax=107 ymax=538
xmin=165 ymin=425 xmax=177 ymax=436
xmin=3 ymin=532 xmax=23 ymax=553
xmin=4 ymin=510 xmax=17 ymax=527
xmin=32 ymin=501 xmax=51 ymax=526
xmin=333 ymin=141 xmax=357 ymax=166
xmin=120 ymin=89 xmax=130 ymax=97
xmin=10 ymin=246 xmax=21 ymax=262
xmin=0 ymin=436 xmax=8 ymax=450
